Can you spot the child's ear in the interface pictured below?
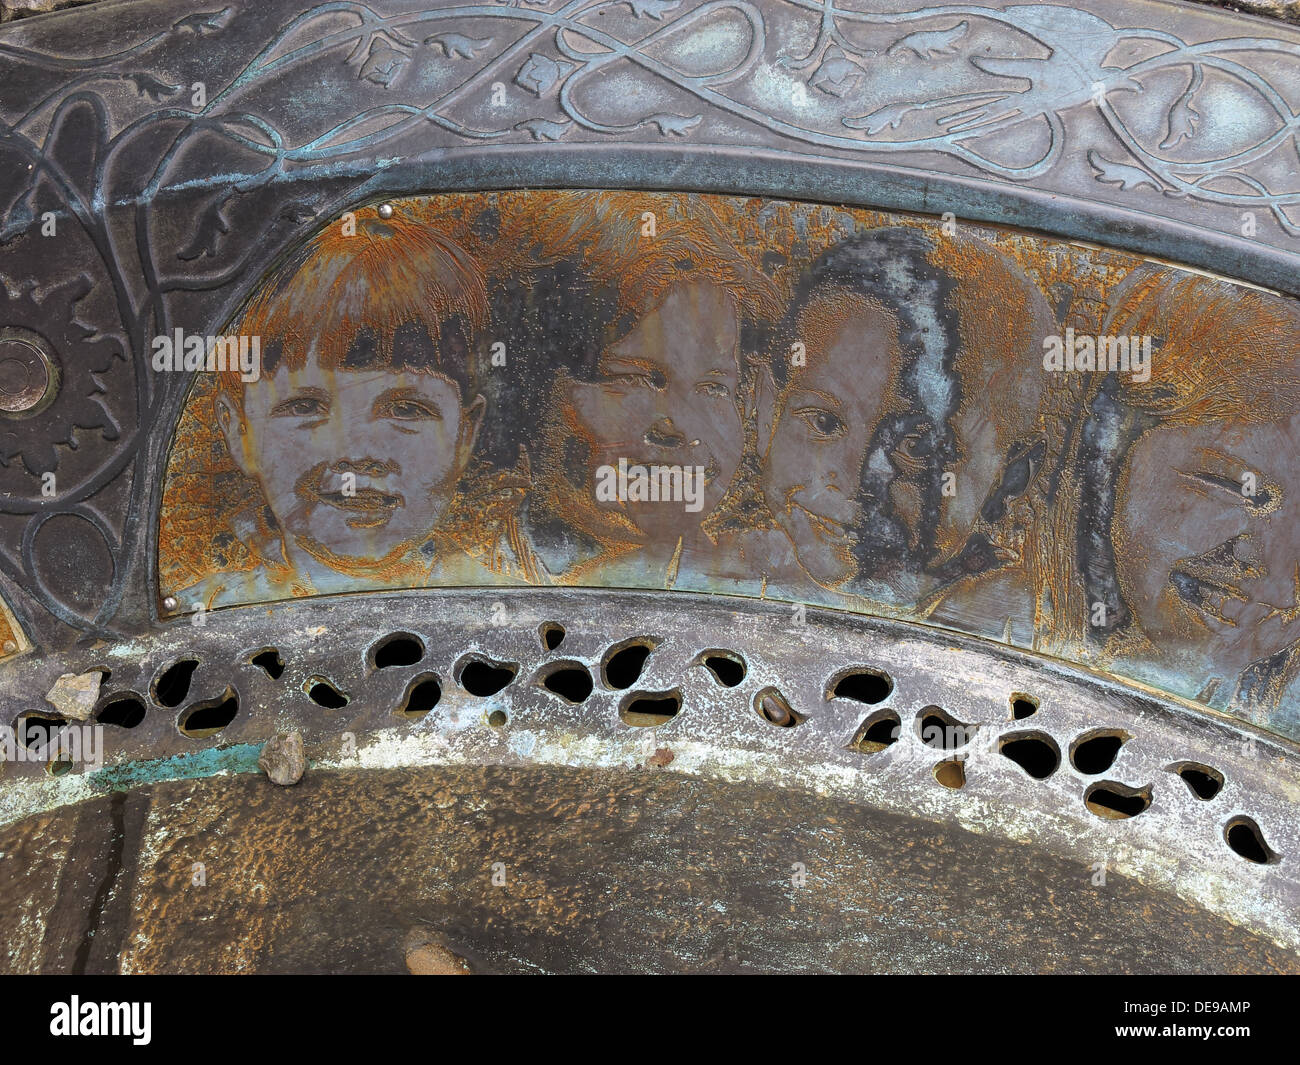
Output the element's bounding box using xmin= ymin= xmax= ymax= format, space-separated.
xmin=214 ymin=392 xmax=253 ymax=477
xmin=457 ymin=394 xmax=487 ymax=466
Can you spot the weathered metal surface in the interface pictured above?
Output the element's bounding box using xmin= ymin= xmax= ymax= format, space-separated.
xmin=146 ymin=191 xmax=1300 ymax=738
xmin=2 ymin=0 xmax=1300 ymax=974
xmin=5 ymin=764 xmax=1299 ymax=974
xmin=0 ymin=588 xmax=1297 ymax=967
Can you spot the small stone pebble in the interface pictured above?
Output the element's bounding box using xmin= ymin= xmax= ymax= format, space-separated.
xmin=258 ymin=731 xmax=306 ymax=786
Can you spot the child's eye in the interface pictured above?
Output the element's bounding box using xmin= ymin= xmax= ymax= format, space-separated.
xmin=794 ymin=407 xmax=846 ymax=440
xmin=384 ymin=399 xmax=440 ymax=420
xmin=271 ymin=397 xmax=328 ymax=419
xmin=602 ymin=367 xmax=667 ymax=390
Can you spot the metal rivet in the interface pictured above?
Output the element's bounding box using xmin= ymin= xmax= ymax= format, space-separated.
xmin=0 ymin=327 xmax=59 ymax=417
xmin=377 ymin=203 xmax=394 ymax=219
xmin=162 ymin=596 xmax=178 ymax=611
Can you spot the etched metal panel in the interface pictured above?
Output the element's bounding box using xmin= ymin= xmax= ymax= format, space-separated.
xmin=3 ymin=0 xmax=1300 ymax=975
xmin=147 ymin=190 xmax=1300 ymax=740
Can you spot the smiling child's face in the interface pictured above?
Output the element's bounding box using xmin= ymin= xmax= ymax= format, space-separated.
xmin=761 ymin=297 xmax=898 ymax=587
xmin=219 ymin=356 xmax=483 ymax=566
xmin=561 ymin=279 xmax=743 ymax=539
xmin=1116 ymin=410 xmax=1300 ymax=674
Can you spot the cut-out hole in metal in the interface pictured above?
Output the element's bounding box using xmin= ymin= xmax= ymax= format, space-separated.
xmin=97 ymin=694 xmax=147 ymax=729
xmin=179 ymin=688 xmax=239 ymax=738
xmin=915 ymin=706 xmax=976 ymax=751
xmin=934 ymin=760 xmax=966 ymax=790
xmin=458 ymin=657 xmax=518 ymax=697
xmin=1010 ymin=694 xmax=1039 ymax=720
xmin=15 ymin=711 xmax=66 ymax=754
xmin=539 ymin=662 xmax=593 ymax=704
xmin=305 ymin=676 xmax=349 ymax=709
xmin=603 ymin=639 xmax=656 ymax=690
xmin=829 ymin=668 xmax=892 ymax=705
xmin=848 ymin=708 xmax=901 ymax=754
xmin=396 ymin=674 xmax=442 ymax=719
xmin=1225 ymin=816 xmax=1277 ymax=864
xmin=754 ymin=686 xmax=804 ymax=729
xmin=698 ymin=650 xmax=746 ymax=688
xmin=1168 ymin=761 xmax=1224 ymax=801
xmin=999 ymin=731 xmax=1061 ymax=779
xmin=1070 ymin=729 xmax=1131 ymax=775
xmin=153 ymin=658 xmax=199 ymax=708
xmin=249 ymin=648 xmax=285 ymax=680
xmin=1084 ymin=781 xmax=1152 ymax=820
xmin=620 ymin=689 xmax=682 ymax=728
xmin=539 ymin=622 xmax=566 ymax=651
xmin=370 ymin=632 xmax=424 ymax=671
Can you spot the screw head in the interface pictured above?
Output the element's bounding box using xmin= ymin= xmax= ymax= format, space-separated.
xmin=377 ymin=203 xmax=394 ymax=219
xmin=0 ymin=327 xmax=59 ymax=418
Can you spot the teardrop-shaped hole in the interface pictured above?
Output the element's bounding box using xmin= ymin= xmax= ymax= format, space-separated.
xmin=848 ymin=708 xmax=900 ymax=754
xmin=999 ymin=731 xmax=1060 ymax=779
xmin=179 ymin=688 xmax=239 ymax=738
xmin=1084 ymin=780 xmax=1151 ymax=820
xmin=1070 ymin=729 xmax=1130 ymax=775
xmin=458 ymin=656 xmax=518 ymax=697
xmin=828 ymin=668 xmax=892 ymax=704
xmin=1225 ymin=816 xmax=1277 ymax=864
xmin=620 ymin=689 xmax=681 ymax=727
xmin=248 ymin=648 xmax=285 ymax=680
xmin=698 ymin=650 xmax=746 ymax=688
xmin=915 ymin=705 xmax=976 ymax=750
xmin=1167 ymin=760 xmax=1223 ymax=801
xmin=754 ymin=686 xmax=804 ymax=729
xmin=603 ymin=638 xmax=656 ymax=690
xmin=97 ymin=694 xmax=147 ymax=729
xmin=539 ymin=622 xmax=566 ymax=650
xmin=15 ymin=711 xmax=66 ymax=754
xmin=396 ymin=673 xmax=442 ymax=719
xmin=304 ymin=676 xmax=349 ymax=709
xmin=153 ymin=657 xmax=198 ymax=708
xmin=539 ymin=661 xmax=593 ymax=703
xmin=370 ymin=632 xmax=424 ymax=670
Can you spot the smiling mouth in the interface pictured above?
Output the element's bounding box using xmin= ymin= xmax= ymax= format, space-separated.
xmin=787 ymin=496 xmax=855 ymax=546
xmin=310 ymin=487 xmax=404 ymax=528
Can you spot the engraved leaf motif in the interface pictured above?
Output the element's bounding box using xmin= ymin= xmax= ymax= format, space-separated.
xmin=515 ymin=117 xmax=571 ymax=141
xmin=177 ymin=191 xmax=234 ymax=261
xmin=1088 ymin=150 xmax=1162 ymax=192
xmin=623 ymin=0 xmax=682 ymax=19
xmin=0 ymin=187 xmax=38 ymax=243
xmin=514 ymin=53 xmax=573 ymax=96
xmin=843 ymin=101 xmax=922 ymax=134
xmin=810 ymin=49 xmax=867 ymax=97
xmin=128 ymin=73 xmax=183 ymax=102
xmin=425 ymin=33 xmax=495 ymax=59
xmin=646 ymin=113 xmax=702 ymax=136
xmin=172 ymin=7 xmax=233 ymax=36
xmin=886 ymin=21 xmax=968 ymax=59
xmin=1159 ymin=71 xmax=1203 ymax=149
xmin=355 ymin=38 xmax=410 ymax=88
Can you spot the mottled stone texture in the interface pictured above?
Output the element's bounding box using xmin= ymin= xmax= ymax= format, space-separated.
xmin=1 ymin=765 xmax=1297 ymax=974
